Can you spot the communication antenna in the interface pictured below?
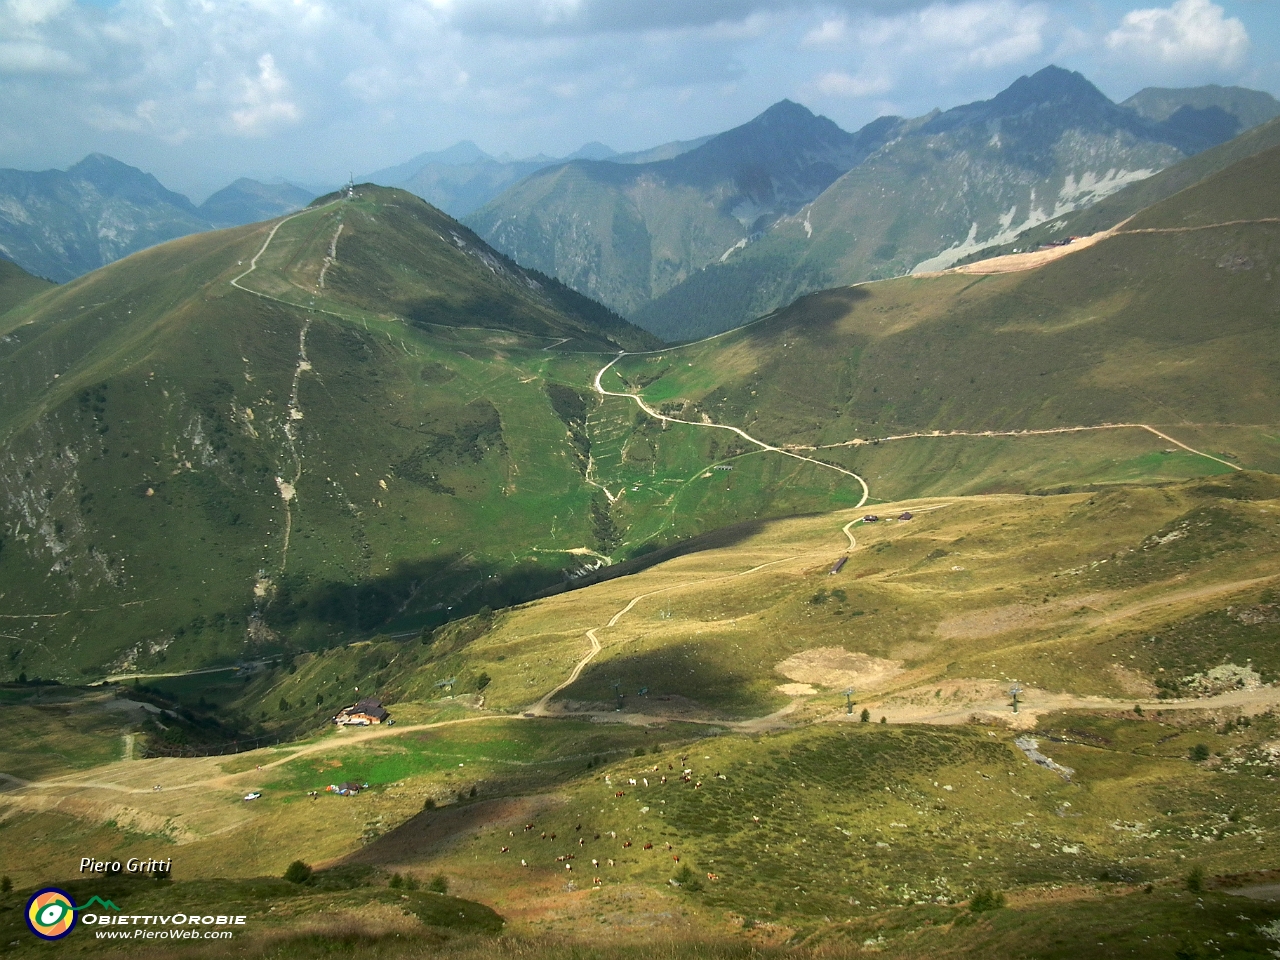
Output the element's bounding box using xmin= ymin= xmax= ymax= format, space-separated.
xmin=845 ymin=688 xmax=855 ymax=715
xmin=1009 ymin=684 xmax=1023 ymax=714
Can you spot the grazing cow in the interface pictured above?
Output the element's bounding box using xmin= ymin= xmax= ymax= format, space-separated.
xmin=579 ymin=838 xmax=586 ymax=847
xmin=550 ymin=833 xmax=557 ymax=840
xmin=593 ymin=877 xmax=602 ymax=886
xmin=752 ymin=815 xmax=760 ymax=823
xmin=525 ymin=824 xmax=533 ymax=831
xmin=661 ymin=776 xmax=667 ymax=784
xmin=607 ymin=859 xmax=615 ymax=867
xmin=623 ymin=840 xmax=632 ymax=848
xmin=501 ymin=846 xmax=510 ymax=853
xmin=575 ymin=824 xmax=581 ymax=831
xmin=566 ymin=864 xmax=572 ymax=871
xmin=672 ymin=855 xmax=680 ymax=862
xmin=643 ymin=842 xmax=653 ymax=850
xmin=707 ymin=873 xmax=719 ymax=882
xmin=521 ymin=859 xmax=528 ymax=867
xmin=592 ymin=859 xmax=599 ymax=868
xmin=615 ymin=791 xmax=625 ymax=797
xmin=665 ymin=843 xmax=673 ymax=851
xmin=541 ymin=832 xmax=547 ymax=839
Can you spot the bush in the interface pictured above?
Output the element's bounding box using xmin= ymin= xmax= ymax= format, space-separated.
xmin=423 ymin=797 xmax=436 ymax=810
xmin=969 ymin=889 xmax=1005 ymax=913
xmin=283 ymin=860 xmax=313 ymax=884
xmin=634 ymin=747 xmax=646 ymax=757
xmin=428 ymin=874 xmax=449 ymax=894
xmin=404 ymin=875 xmax=419 ymax=891
xmin=1189 ymin=743 xmax=1210 ymax=762
xmin=389 ymin=873 xmax=403 ymax=889
xmin=673 ymin=864 xmax=703 ymax=892
xmin=1 ymin=875 xmax=11 ymax=894
xmin=1185 ymin=865 xmax=1205 ymax=893
xmin=860 ymin=708 xmax=871 ymax=722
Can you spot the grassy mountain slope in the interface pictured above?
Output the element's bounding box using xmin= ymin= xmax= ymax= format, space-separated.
xmin=0 ymin=257 xmax=53 ymax=312
xmin=0 ymin=187 xmax=662 ymax=681
xmin=466 ymin=103 xmax=905 ymax=316
xmin=632 ymin=68 xmax=1258 ymax=340
xmin=3 ymin=477 xmax=1279 ymax=958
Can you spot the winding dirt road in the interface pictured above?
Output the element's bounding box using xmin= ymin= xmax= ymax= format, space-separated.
xmin=593 ymin=355 xmax=872 ymax=506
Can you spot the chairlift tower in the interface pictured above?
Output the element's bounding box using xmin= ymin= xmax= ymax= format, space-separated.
xmin=1010 ymin=684 xmax=1023 ymax=714
xmin=845 ymin=688 xmax=855 ymax=715
xmin=611 ymin=680 xmax=623 ymax=711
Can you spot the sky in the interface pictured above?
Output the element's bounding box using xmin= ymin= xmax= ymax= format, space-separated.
xmin=2 ymin=0 xmax=1277 ymax=200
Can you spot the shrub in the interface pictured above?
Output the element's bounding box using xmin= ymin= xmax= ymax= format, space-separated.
xmin=428 ymin=874 xmax=449 ymax=894
xmin=1133 ymin=704 xmax=1143 ymax=715
xmin=1185 ymin=865 xmax=1205 ymax=893
xmin=423 ymin=797 xmax=436 ymax=811
xmin=673 ymin=864 xmax=702 ymax=892
xmin=389 ymin=873 xmax=403 ymax=889
xmin=1189 ymin=743 xmax=1210 ymax=762
xmin=475 ymin=672 xmax=491 ymax=691
xmin=404 ymin=875 xmax=419 ymax=891
xmin=969 ymin=889 xmax=1005 ymax=912
xmin=860 ymin=708 xmax=871 ymax=722
xmin=283 ymin=860 xmax=313 ymax=884
xmin=634 ymin=747 xmax=646 ymax=757
xmin=1 ymin=875 xmax=11 ymax=894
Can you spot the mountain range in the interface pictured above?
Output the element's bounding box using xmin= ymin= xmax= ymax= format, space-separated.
xmin=363 ymin=136 xmax=712 ymax=219
xmin=0 ymin=155 xmax=315 ymax=282
xmin=464 ymin=67 xmax=1279 ymax=340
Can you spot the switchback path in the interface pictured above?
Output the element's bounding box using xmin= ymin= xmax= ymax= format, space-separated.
xmin=593 ymin=355 xmax=872 ymax=507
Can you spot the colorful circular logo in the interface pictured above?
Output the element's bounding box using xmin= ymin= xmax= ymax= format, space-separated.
xmin=26 ymin=888 xmax=77 ymax=940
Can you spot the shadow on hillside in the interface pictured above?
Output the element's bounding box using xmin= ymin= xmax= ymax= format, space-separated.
xmin=335 ymin=794 xmax=564 ymax=869
xmin=533 ymin=518 xmax=770 ymax=600
xmin=267 ymin=553 xmax=568 ymax=638
xmin=738 ymin=284 xmax=870 ymax=345
xmin=558 ymin=642 xmax=763 ymax=719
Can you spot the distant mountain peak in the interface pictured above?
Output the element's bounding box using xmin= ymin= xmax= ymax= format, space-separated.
xmin=990 ymin=65 xmax=1112 ymax=114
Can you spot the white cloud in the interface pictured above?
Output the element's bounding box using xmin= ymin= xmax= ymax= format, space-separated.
xmin=859 ymin=1 xmax=1049 ymax=71
xmin=0 ymin=40 xmax=77 ymax=73
xmin=5 ymin=0 xmax=69 ymax=27
xmin=802 ymin=18 xmax=848 ymax=48
xmin=815 ymin=70 xmax=892 ymax=98
xmin=228 ymin=54 xmax=301 ymax=135
xmin=1105 ymin=0 xmax=1248 ymax=70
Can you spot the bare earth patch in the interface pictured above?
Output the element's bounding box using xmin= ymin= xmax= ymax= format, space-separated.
xmin=775 ymin=683 xmax=817 ymax=696
xmin=776 ymin=647 xmax=903 ymax=691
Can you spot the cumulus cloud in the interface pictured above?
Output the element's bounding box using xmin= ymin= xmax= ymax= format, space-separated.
xmin=1105 ymin=0 xmax=1248 ymax=70
xmin=228 ymin=54 xmax=301 ymax=135
xmin=0 ymin=39 xmax=78 ymax=73
xmin=859 ymin=1 xmax=1049 ymax=71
